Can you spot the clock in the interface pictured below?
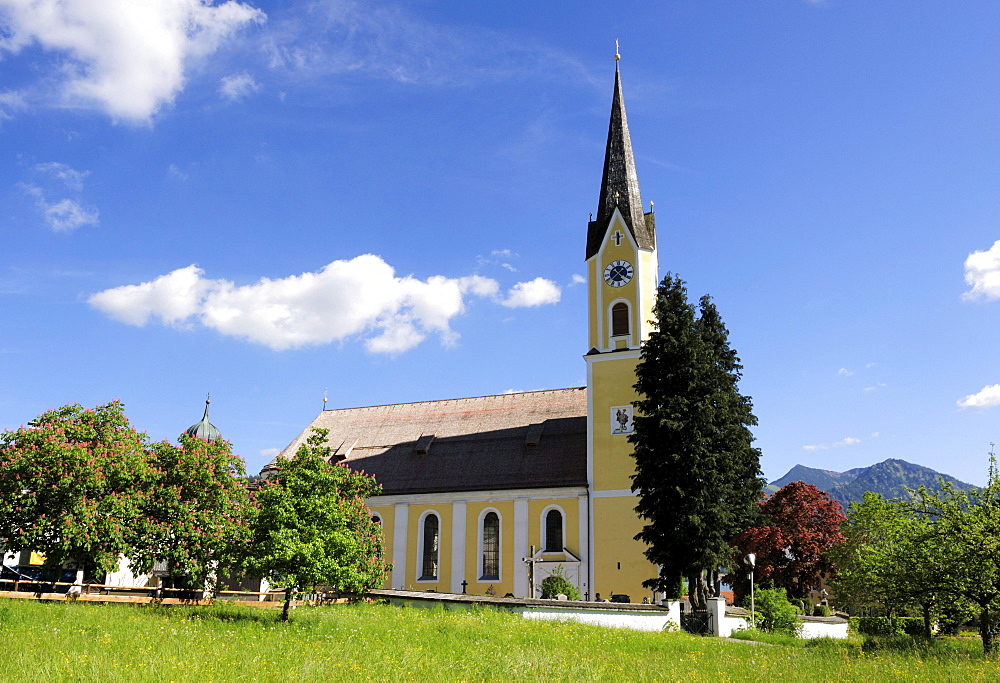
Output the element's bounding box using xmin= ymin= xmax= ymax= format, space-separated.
xmin=603 ymin=260 xmax=634 ymax=287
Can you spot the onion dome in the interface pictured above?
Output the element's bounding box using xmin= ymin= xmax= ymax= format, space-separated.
xmin=186 ymin=396 xmax=221 ymax=442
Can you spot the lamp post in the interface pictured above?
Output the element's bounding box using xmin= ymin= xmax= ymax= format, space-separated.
xmin=745 ymin=553 xmax=756 ymax=628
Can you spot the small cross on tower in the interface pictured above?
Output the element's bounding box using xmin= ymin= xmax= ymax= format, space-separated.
xmin=612 ymin=230 xmax=624 ymax=246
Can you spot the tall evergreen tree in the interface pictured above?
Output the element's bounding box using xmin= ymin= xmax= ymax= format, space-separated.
xmin=630 ymin=274 xmax=763 ymax=607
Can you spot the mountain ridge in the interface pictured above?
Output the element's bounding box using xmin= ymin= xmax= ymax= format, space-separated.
xmin=767 ymin=458 xmax=976 ymax=509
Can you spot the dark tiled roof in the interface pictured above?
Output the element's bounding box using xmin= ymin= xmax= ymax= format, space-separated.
xmin=587 ymin=63 xmax=655 ymax=260
xmin=266 ymin=388 xmax=588 ymax=495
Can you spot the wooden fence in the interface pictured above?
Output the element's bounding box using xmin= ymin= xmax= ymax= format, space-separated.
xmin=0 ymin=578 xmax=351 ymax=607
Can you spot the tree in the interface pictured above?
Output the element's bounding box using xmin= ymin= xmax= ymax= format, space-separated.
xmin=244 ymin=428 xmax=390 ymax=621
xmin=913 ymin=460 xmax=1000 ymax=654
xmin=730 ymin=481 xmax=846 ymax=602
xmin=132 ymin=433 xmax=251 ymax=592
xmin=832 ymin=455 xmax=1000 ymax=654
xmin=831 ymin=491 xmax=950 ymax=636
xmin=630 ymin=274 xmax=764 ymax=609
xmin=0 ymin=401 xmax=156 ymax=579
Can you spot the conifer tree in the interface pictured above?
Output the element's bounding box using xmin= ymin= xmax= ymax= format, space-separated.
xmin=630 ymin=274 xmax=763 ymax=607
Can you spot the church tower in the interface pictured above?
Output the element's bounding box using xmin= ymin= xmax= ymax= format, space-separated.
xmin=585 ymin=54 xmax=659 ymax=601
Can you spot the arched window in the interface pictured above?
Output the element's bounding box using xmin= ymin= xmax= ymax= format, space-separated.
xmin=481 ymin=512 xmax=500 ymax=580
xmin=611 ymin=302 xmax=630 ymax=337
xmin=420 ymin=514 xmax=439 ymax=580
xmin=544 ymin=509 xmax=563 ymax=552
xmin=371 ymin=514 xmax=382 ymax=526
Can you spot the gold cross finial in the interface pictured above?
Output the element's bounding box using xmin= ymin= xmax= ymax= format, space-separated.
xmin=615 ymin=40 xmax=620 ymax=61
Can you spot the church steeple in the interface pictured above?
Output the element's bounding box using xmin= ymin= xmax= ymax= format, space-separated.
xmin=586 ymin=61 xmax=655 ymax=260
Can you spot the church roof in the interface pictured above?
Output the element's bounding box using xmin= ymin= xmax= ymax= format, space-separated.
xmin=265 ymin=388 xmax=588 ymax=495
xmin=586 ymin=62 xmax=656 ymax=260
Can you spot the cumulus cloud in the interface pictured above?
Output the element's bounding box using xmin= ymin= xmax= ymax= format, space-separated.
xmin=569 ymin=274 xmax=586 ymax=286
xmin=88 ymin=255 xmax=559 ymax=353
xmin=957 ymin=384 xmax=1000 ymax=410
xmin=837 ymin=367 xmax=854 ymax=377
xmin=0 ymin=0 xmax=265 ymax=122
xmin=500 ymin=277 xmax=561 ymax=308
xmin=834 ymin=437 xmax=861 ymax=447
xmin=963 ymin=240 xmax=1000 ymax=301
xmin=259 ymin=447 xmax=279 ymax=458
xmin=219 ymin=72 xmax=261 ymax=101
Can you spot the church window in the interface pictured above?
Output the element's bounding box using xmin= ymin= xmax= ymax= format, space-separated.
xmin=420 ymin=514 xmax=439 ymax=580
xmin=544 ymin=509 xmax=564 ymax=552
xmin=611 ymin=302 xmax=630 ymax=337
xmin=481 ymin=512 xmax=500 ymax=580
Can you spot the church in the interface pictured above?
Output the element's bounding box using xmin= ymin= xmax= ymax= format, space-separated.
xmin=268 ymin=57 xmax=662 ymax=603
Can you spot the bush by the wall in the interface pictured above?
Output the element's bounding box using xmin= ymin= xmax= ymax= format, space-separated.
xmin=752 ymin=588 xmax=801 ymax=636
xmin=539 ymin=565 xmax=581 ymax=601
xmin=812 ymin=604 xmax=831 ymax=617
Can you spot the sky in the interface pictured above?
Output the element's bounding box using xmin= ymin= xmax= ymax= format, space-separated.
xmin=2 ymin=0 xmax=999 ymax=486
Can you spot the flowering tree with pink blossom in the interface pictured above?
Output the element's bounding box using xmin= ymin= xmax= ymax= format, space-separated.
xmin=0 ymin=401 xmax=157 ymax=579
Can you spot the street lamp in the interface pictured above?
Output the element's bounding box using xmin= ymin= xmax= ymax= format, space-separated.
xmin=745 ymin=553 xmax=756 ymax=628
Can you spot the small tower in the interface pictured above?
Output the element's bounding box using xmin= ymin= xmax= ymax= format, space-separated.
xmin=585 ymin=52 xmax=659 ymax=601
xmin=186 ymin=396 xmax=221 ymax=442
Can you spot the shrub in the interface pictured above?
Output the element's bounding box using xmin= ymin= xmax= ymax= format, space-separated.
xmin=752 ymin=588 xmax=801 ymax=636
xmin=812 ymin=604 xmax=830 ymax=617
xmin=851 ymin=616 xmax=904 ymax=637
xmin=539 ymin=565 xmax=581 ymax=601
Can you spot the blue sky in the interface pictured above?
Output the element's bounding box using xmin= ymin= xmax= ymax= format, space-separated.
xmin=2 ymin=1 xmax=1000 ymax=486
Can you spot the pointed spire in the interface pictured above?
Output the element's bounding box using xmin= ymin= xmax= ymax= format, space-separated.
xmin=586 ymin=55 xmax=655 ymax=260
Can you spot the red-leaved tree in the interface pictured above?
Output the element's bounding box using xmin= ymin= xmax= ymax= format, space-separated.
xmin=730 ymin=481 xmax=846 ymax=601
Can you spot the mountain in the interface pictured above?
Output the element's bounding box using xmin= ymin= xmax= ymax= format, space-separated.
xmin=766 ymin=458 xmax=976 ymax=509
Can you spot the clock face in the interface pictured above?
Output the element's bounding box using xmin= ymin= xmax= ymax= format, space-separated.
xmin=603 ymin=260 xmax=634 ymax=287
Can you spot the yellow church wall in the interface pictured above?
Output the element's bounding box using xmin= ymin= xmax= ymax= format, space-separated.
xmin=592 ymin=495 xmax=655 ymax=603
xmin=589 ymin=354 xmax=641 ymax=492
xmin=464 ymin=500 xmax=514 ymax=596
xmin=405 ymin=503 xmax=452 ymax=592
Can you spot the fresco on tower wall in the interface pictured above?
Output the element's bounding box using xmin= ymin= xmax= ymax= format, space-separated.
xmin=610 ymin=405 xmax=634 ymax=435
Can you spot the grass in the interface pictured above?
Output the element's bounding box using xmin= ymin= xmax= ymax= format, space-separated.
xmin=1 ymin=599 xmax=998 ymax=681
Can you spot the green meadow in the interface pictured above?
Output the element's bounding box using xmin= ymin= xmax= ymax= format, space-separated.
xmin=1 ymin=599 xmax=997 ymax=681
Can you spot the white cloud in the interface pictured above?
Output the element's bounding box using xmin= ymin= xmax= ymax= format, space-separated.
xmin=19 ymin=182 xmax=98 ymax=232
xmin=570 ymin=274 xmax=586 ymax=286
xmin=804 ymin=435 xmax=863 ymax=451
xmin=838 ymin=367 xmax=854 ymax=376
xmin=863 ymin=382 xmax=887 ymax=393
xmin=43 ymin=198 xmax=100 ymax=232
xmin=259 ymin=447 xmax=279 ymax=458
xmin=0 ymin=0 xmax=265 ymax=122
xmin=89 ymin=256 xmax=557 ymax=353
xmin=963 ymin=240 xmax=1000 ymax=301
xmin=219 ymin=71 xmax=261 ymax=101
xmin=35 ymin=162 xmax=88 ymax=190
xmin=957 ymin=384 xmax=1000 ymax=411
xmin=500 ymin=277 xmax=561 ymax=308
xmin=261 ymin=0 xmax=589 ymax=90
